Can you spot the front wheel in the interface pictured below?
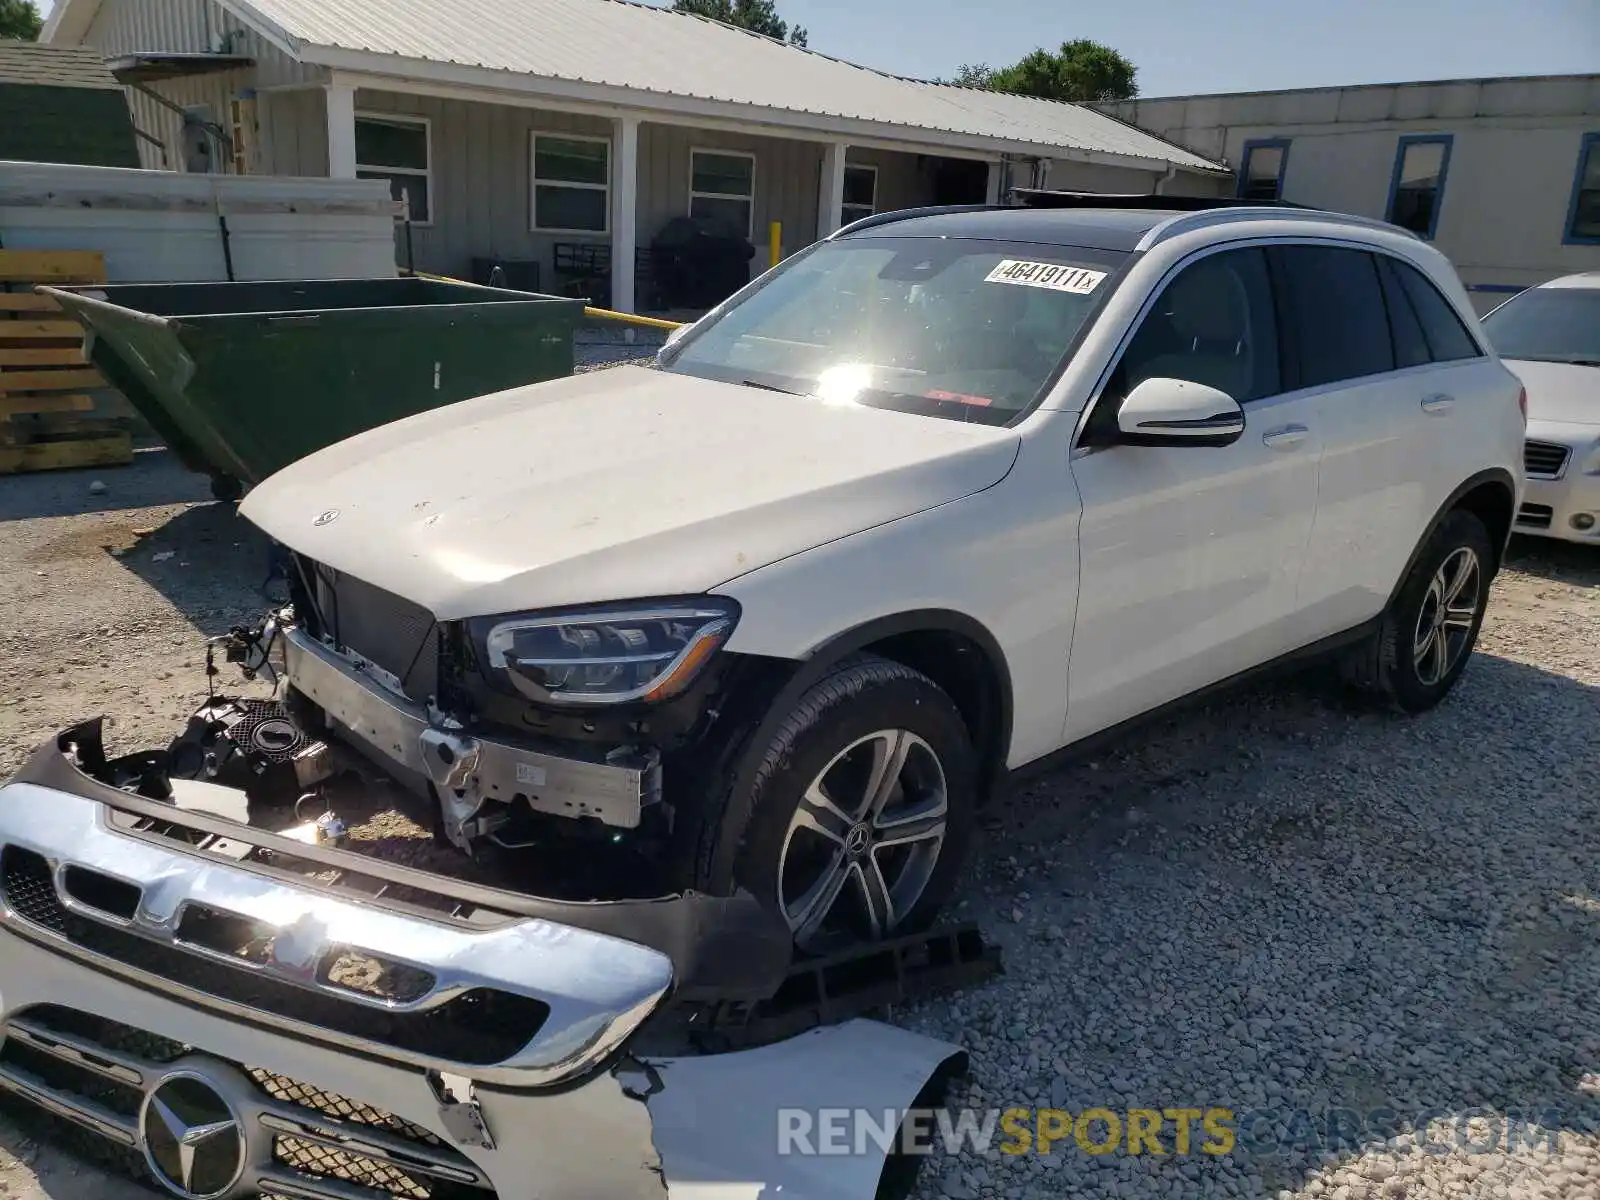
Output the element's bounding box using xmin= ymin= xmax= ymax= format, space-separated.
xmin=1345 ymin=509 xmax=1493 ymax=712
xmin=720 ymin=656 xmax=978 ymax=956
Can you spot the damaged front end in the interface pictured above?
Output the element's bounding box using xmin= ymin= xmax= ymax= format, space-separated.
xmin=0 ymin=721 xmax=971 ymax=1199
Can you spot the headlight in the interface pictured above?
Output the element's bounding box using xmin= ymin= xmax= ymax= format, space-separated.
xmin=470 ymin=599 xmax=739 ymax=706
xmin=1583 ymin=438 xmax=1600 ymax=476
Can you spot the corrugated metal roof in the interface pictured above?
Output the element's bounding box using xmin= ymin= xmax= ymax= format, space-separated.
xmin=234 ymin=0 xmax=1224 ymax=170
xmin=0 ymin=42 xmax=124 ymax=90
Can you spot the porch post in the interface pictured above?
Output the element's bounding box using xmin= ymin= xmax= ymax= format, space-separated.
xmin=325 ymin=81 xmax=357 ymax=179
xmin=611 ymin=115 xmax=639 ymax=312
xmin=818 ymin=140 xmax=846 ymax=238
xmin=985 ymin=160 xmax=1004 ymax=204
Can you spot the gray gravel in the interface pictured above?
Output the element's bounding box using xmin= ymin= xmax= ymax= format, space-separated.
xmin=2 ymin=444 xmax=1598 ymax=1200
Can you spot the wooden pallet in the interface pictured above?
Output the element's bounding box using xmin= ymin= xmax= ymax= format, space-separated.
xmin=0 ymin=249 xmax=131 ymax=474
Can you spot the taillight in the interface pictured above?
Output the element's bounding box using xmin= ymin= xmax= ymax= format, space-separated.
xmin=1517 ymin=386 xmax=1527 ymax=422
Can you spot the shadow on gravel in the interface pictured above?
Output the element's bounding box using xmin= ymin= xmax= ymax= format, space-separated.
xmin=1504 ymin=535 xmax=1600 ymax=587
xmin=0 ymin=447 xmax=210 ymax=523
xmin=940 ymin=651 xmax=1599 ymax=1197
xmin=110 ymin=502 xmax=278 ymax=634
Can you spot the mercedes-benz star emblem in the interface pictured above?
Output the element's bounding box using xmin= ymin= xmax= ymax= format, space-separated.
xmin=312 ymin=508 xmax=340 ymax=527
xmin=139 ymin=1071 xmax=246 ymax=1200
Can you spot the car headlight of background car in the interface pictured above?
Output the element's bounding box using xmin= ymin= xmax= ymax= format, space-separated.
xmin=1583 ymin=437 xmax=1600 ymax=476
xmin=469 ymin=599 xmax=739 ymax=706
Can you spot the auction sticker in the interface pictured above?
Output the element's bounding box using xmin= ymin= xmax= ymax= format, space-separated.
xmin=985 ymin=259 xmax=1107 ymax=294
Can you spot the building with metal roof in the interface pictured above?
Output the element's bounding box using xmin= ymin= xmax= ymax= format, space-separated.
xmin=44 ymin=0 xmax=1228 ymax=309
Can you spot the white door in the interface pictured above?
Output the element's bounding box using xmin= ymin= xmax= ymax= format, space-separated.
xmin=1065 ymin=246 xmax=1323 ymax=743
xmin=1277 ymin=246 xmax=1491 ymax=638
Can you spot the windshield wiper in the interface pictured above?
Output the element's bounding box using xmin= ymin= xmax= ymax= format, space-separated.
xmin=736 ymin=378 xmax=804 ymax=395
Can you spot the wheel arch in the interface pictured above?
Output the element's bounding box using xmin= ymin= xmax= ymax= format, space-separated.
xmin=1388 ymin=468 xmax=1517 ymax=608
xmin=699 ymin=609 xmax=1014 ymax=891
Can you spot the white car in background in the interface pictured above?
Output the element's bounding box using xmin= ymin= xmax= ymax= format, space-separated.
xmin=1482 ymin=272 xmax=1600 ymax=545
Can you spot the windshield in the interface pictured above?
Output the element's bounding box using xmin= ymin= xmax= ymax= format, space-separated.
xmin=662 ymin=236 xmax=1128 ymax=425
xmin=1482 ymin=286 xmax=1600 ymax=366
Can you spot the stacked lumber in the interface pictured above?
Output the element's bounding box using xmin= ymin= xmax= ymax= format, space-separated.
xmin=0 ymin=248 xmax=131 ymax=474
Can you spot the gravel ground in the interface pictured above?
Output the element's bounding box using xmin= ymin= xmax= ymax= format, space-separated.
xmin=1 ymin=443 xmax=1597 ymax=1200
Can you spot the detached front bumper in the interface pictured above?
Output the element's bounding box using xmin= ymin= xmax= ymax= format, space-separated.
xmin=0 ymin=732 xmax=959 ymax=1200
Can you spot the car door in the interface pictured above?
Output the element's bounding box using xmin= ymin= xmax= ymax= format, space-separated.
xmin=1064 ymin=245 xmax=1324 ymax=743
xmin=1277 ymin=245 xmax=1487 ymax=640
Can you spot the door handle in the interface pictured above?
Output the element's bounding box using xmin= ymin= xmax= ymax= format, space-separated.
xmin=1421 ymin=393 xmax=1456 ymax=414
xmin=1261 ymin=424 xmax=1309 ymax=450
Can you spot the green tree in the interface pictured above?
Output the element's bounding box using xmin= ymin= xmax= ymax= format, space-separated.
xmin=0 ymin=0 xmax=43 ymax=40
xmin=947 ymin=63 xmax=995 ymax=89
xmin=672 ymin=0 xmax=807 ymax=47
xmin=949 ymin=39 xmax=1138 ymax=102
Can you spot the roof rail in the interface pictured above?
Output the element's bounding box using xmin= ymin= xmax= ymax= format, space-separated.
xmin=1137 ymin=205 xmax=1415 ymax=250
xmin=830 ymin=203 xmax=997 ymax=238
xmin=1010 ymin=189 xmax=1314 ymax=213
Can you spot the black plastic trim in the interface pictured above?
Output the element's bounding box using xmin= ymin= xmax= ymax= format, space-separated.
xmin=1385 ymin=468 xmax=1518 ymax=598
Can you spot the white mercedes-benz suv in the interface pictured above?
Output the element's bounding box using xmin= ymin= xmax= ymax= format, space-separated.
xmin=242 ymin=200 xmax=1525 ymax=955
xmin=1481 ymin=271 xmax=1600 ymax=545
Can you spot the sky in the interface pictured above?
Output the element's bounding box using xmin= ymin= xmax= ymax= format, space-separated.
xmin=32 ymin=0 xmax=1600 ymax=97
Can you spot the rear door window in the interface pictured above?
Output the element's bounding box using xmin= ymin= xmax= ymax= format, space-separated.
xmin=1274 ymin=245 xmax=1395 ymax=389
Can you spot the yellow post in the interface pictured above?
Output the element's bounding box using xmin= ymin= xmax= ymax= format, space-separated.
xmin=769 ymin=221 xmax=782 ymax=269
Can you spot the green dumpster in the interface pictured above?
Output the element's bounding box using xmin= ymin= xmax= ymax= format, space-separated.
xmin=42 ymin=278 xmax=584 ymax=500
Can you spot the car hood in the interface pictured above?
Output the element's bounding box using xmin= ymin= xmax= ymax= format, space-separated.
xmin=1504 ymin=359 xmax=1600 ymax=429
xmin=241 ymin=367 xmax=1020 ymax=619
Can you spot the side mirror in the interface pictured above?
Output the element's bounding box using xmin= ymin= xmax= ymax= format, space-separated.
xmin=1115 ymin=377 xmax=1245 ymax=447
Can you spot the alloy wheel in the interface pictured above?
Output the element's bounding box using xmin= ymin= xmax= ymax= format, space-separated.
xmin=777 ymin=728 xmax=949 ymax=952
xmin=1412 ymin=546 xmax=1482 ymax=687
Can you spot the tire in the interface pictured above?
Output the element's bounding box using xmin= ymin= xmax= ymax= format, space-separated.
xmin=1345 ymin=509 xmax=1494 ymax=713
xmin=708 ymin=655 xmax=978 ymax=956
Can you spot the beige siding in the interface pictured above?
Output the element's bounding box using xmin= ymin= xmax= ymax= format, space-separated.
xmin=354 ymin=89 xmax=613 ymax=279
xmin=258 ymin=88 xmax=328 ymax=177
xmin=79 ymin=0 xmax=323 ymax=172
xmin=1100 ymin=75 xmax=1600 ymax=306
xmin=639 ymin=122 xmax=827 ymax=262
xmin=832 ymin=146 xmax=930 ymax=221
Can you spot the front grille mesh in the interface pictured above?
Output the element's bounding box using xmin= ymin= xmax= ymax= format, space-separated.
xmin=1524 ymin=439 xmax=1571 ymax=479
xmin=0 ymin=1008 xmax=491 ymax=1199
xmin=1 ymin=845 xmax=67 ymax=932
xmin=275 ymin=1135 xmax=431 ymax=1200
xmin=250 ymin=1068 xmax=444 ymax=1148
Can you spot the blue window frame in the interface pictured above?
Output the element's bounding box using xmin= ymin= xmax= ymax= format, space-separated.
xmin=1564 ymin=131 xmax=1600 ymax=246
xmin=1236 ymin=139 xmax=1290 ymax=201
xmin=1385 ymin=134 xmax=1453 ymax=240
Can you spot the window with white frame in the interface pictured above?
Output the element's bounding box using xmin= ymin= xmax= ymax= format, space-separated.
xmin=689 ymin=149 xmax=755 ymax=236
xmin=531 ymin=133 xmax=610 ymax=233
xmin=841 ymin=164 xmax=877 ymax=225
xmin=355 ymin=113 xmax=431 ymax=222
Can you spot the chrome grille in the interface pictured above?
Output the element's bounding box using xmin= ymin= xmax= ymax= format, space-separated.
xmin=1523 ymin=440 xmax=1571 ymax=479
xmin=0 ymin=1007 xmax=493 ymax=1199
xmin=311 ymin=564 xmax=439 ymax=701
xmin=0 ymin=846 xmax=548 ymax=1066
